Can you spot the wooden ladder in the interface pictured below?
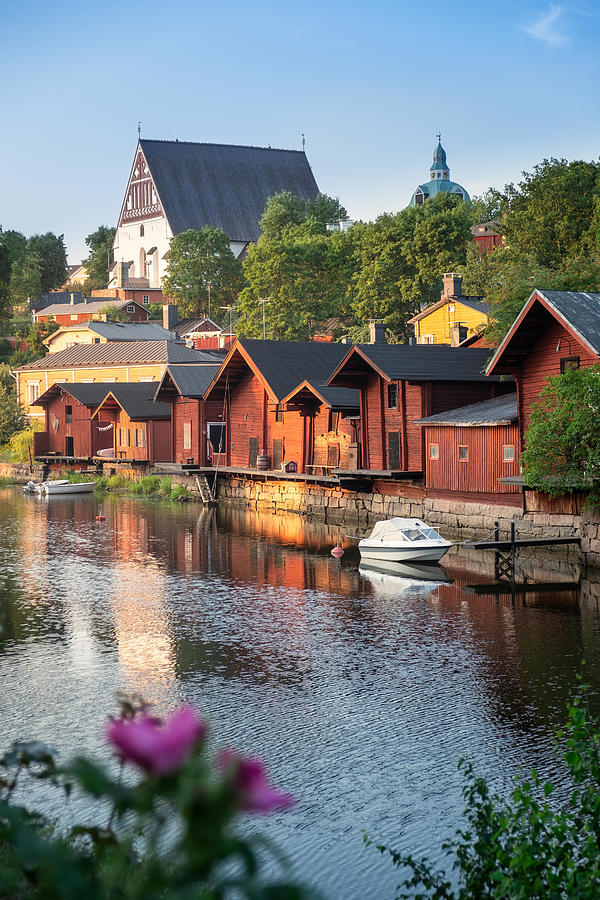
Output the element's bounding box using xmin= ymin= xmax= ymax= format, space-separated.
xmin=195 ymin=474 xmax=217 ymax=505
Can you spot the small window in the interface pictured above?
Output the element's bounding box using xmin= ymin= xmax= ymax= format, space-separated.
xmin=560 ymin=356 xmax=580 ymax=373
xmin=421 ymin=335 xmax=434 ymax=344
xmin=65 ymin=405 xmax=72 ymax=424
xmin=140 ymin=225 xmax=145 ymax=237
xmin=132 ymin=428 xmax=138 ymax=448
xmin=328 ymin=410 xmax=340 ymax=433
xmin=139 ymin=376 xmax=154 ymax=382
xmin=93 ymin=338 xmax=100 ymax=344
xmin=448 ymin=304 xmax=455 ymax=312
xmin=123 ymin=429 xmax=129 ymax=448
xmin=28 ymin=382 xmax=40 ymax=404
xmin=126 ymin=304 xmax=135 ymax=313
xmin=138 ymin=428 xmax=146 ymax=449
xmin=275 ymin=403 xmax=284 ymax=423
xmin=143 ymin=294 xmax=149 ymax=304
xmin=430 ymin=444 xmax=439 ymax=460
xmin=458 ymin=445 xmax=468 ymax=461
xmin=387 ymin=383 xmax=398 ymax=409
xmin=183 ymin=422 xmax=192 ymax=451
xmin=70 ymin=314 xmax=78 ymax=320
xmin=503 ymin=445 xmax=515 ymax=462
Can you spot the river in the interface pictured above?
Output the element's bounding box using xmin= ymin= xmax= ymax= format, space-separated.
xmin=1 ymin=487 xmax=599 ymax=897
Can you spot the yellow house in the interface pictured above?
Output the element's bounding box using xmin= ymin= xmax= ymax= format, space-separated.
xmin=408 ymin=273 xmax=490 ymax=345
xmin=44 ymin=321 xmax=175 ymax=353
xmin=16 ymin=341 xmax=222 ymax=419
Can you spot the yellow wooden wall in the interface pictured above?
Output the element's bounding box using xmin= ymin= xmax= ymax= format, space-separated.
xmin=45 ymin=329 xmax=109 ymax=353
xmin=414 ymin=300 xmax=488 ymax=344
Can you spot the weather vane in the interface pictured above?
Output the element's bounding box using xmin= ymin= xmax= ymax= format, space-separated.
xmin=301 ymin=132 xmax=305 ymax=151
xmin=138 ymin=121 xmax=141 ymax=138
xmin=436 ymin=131 xmax=441 ymax=143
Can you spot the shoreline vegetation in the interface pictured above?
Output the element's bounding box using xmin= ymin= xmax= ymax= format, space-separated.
xmin=0 ymin=471 xmax=195 ymax=502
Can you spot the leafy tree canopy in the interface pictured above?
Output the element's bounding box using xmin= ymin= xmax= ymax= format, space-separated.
xmin=97 ymin=304 xmax=129 ymax=322
xmin=0 ymin=363 xmax=25 ymax=443
xmin=162 ymin=227 xmax=245 ymax=320
xmin=521 ymin=364 xmax=600 ymax=499
xmin=0 ymin=229 xmax=27 ymax=270
xmin=27 ymin=232 xmax=68 ymax=292
xmin=260 ymin=191 xmax=347 ymax=240
xmin=83 ymin=225 xmax=116 ymax=293
xmin=9 ymin=250 xmax=42 ymax=305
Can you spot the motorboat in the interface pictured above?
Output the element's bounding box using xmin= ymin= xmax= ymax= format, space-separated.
xmin=24 ymin=479 xmax=70 ymax=494
xmin=358 ymin=517 xmax=453 ymax=563
xmin=43 ymin=480 xmax=97 ymax=495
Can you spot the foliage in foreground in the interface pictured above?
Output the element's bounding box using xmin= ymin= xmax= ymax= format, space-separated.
xmin=0 ymin=697 xmax=304 ymax=899
xmin=368 ymin=682 xmax=600 ymax=899
xmin=521 ymin=364 xmax=600 ymax=500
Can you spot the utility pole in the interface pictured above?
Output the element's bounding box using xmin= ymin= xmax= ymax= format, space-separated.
xmin=259 ymin=298 xmax=269 ymax=340
xmin=207 ymin=281 xmax=212 ymax=319
xmin=220 ymin=305 xmax=235 ymax=337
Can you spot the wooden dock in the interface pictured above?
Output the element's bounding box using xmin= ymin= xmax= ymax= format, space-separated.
xmin=473 ymin=536 xmax=580 ymax=550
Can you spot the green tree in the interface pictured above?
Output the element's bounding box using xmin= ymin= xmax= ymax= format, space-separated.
xmin=0 ymin=364 xmax=24 ymax=443
xmin=97 ymin=304 xmax=129 ymax=322
xmin=236 ymin=222 xmax=354 ymax=340
xmin=351 ymin=193 xmax=474 ymax=338
xmin=9 ymin=250 xmax=42 ymax=305
xmin=521 ymin=364 xmax=600 ymax=498
xmin=259 ymin=191 xmax=347 ymax=240
xmin=83 ymin=225 xmax=116 ymax=292
xmin=27 ymin=233 xmax=68 ymax=292
xmin=0 ymin=229 xmax=27 ymax=271
xmin=162 ymin=227 xmax=244 ymax=319
xmin=497 ymin=158 xmax=600 ymax=266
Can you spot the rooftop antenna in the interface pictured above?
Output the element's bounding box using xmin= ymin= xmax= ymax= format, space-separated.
xmin=436 ymin=131 xmax=441 ymax=143
xmin=138 ymin=121 xmax=141 ymax=138
xmin=301 ymin=132 xmax=305 ymax=151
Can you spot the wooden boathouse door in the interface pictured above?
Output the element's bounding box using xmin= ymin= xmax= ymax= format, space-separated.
xmin=388 ymin=431 xmax=400 ymax=470
xmin=272 ymin=439 xmax=283 ymax=471
xmin=248 ymin=437 xmax=258 ymax=468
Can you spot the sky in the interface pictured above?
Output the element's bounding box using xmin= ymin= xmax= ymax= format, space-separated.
xmin=1 ymin=0 xmax=600 ymax=264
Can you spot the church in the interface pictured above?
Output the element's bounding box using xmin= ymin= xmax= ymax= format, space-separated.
xmin=409 ymin=137 xmax=470 ymax=207
xmin=110 ymin=139 xmax=320 ymax=290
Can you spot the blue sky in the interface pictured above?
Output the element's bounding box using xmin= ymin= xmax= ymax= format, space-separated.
xmin=1 ymin=0 xmax=599 ymax=263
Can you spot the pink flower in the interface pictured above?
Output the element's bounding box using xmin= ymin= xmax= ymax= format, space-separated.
xmin=106 ymin=707 xmax=206 ymax=776
xmin=218 ymin=749 xmax=294 ymax=814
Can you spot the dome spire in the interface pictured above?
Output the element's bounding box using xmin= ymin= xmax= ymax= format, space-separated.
xmin=430 ymin=135 xmax=449 ymax=180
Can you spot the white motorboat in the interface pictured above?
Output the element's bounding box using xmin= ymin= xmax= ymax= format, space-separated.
xmin=358 ymin=517 xmax=453 ymax=563
xmin=23 ymin=479 xmax=70 ymax=494
xmin=42 ymin=480 xmax=97 ymax=495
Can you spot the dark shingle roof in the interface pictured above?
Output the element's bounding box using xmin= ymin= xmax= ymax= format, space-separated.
xmin=74 ymin=321 xmax=176 ymax=341
xmin=140 ymin=140 xmax=319 ymax=243
xmin=415 ymin=393 xmax=518 ymax=426
xmin=33 ymin=382 xmax=115 ymax=408
xmin=99 ymin=383 xmax=171 ymax=420
xmin=173 ymin=317 xmax=222 ymax=336
xmin=236 ymin=339 xmax=351 ymax=400
xmin=455 ymin=297 xmax=491 ymax=315
xmin=156 ymin=364 xmax=222 ymax=399
xmin=18 ymin=341 xmax=222 ymax=370
xmin=536 ymin=290 xmax=600 ymax=354
xmin=353 ymin=344 xmax=498 ymax=381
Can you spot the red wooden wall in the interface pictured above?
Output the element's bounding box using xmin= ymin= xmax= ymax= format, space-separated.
xmin=38 ymin=392 xmax=113 ymax=457
xmin=423 ymin=423 xmax=520 ymax=494
xmin=114 ymin=410 xmax=172 ymax=463
xmin=172 ymin=398 xmax=223 ymax=465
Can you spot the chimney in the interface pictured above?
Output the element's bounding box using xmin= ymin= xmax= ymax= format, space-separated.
xmin=450 ymin=324 xmax=468 ymax=347
xmin=368 ymin=320 xmax=386 ymax=344
xmin=163 ymin=303 xmax=178 ymax=331
xmin=70 ymin=293 xmax=76 ymax=305
xmin=442 ymin=272 xmax=463 ymax=300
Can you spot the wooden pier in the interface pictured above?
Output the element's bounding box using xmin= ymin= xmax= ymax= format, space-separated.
xmin=471 ymin=521 xmax=580 ymax=582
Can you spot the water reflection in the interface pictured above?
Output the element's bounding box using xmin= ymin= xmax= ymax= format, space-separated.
xmin=2 ymin=487 xmax=600 ymax=897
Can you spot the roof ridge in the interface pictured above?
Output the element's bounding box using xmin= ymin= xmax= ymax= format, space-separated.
xmin=140 ymin=138 xmax=306 ymax=155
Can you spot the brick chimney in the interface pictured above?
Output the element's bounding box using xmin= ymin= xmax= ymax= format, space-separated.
xmin=368 ymin=321 xmax=386 ymax=344
xmin=163 ymin=303 xmax=178 ymax=331
xmin=450 ymin=323 xmax=468 ymax=347
xmin=442 ymin=272 xmax=463 ymax=300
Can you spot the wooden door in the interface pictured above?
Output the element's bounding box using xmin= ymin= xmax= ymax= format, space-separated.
xmin=327 ymin=443 xmax=340 ymax=468
xmin=388 ymin=431 xmax=400 ymax=470
xmin=272 ymin=439 xmax=284 ymax=471
xmin=248 ymin=437 xmax=258 ymax=468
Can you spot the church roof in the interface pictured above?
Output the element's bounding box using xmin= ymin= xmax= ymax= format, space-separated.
xmin=411 ymin=179 xmax=471 ymax=205
xmin=430 ymin=140 xmax=448 ymax=172
xmin=139 ymin=140 xmax=320 ymax=243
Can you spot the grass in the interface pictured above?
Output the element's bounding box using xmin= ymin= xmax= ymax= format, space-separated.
xmin=92 ymin=472 xmax=192 ymax=502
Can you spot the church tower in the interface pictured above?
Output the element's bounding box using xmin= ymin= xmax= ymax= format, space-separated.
xmin=410 ymin=137 xmax=470 ymax=207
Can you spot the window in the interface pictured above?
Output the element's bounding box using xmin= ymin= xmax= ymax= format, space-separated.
xmin=123 ymin=429 xmax=129 ymax=448
xmin=421 ymin=335 xmax=434 ymax=344
xmin=275 ymin=403 xmax=284 ymax=423
xmin=458 ymin=445 xmax=468 ymax=461
xmin=81 ymin=379 xmax=94 ymax=383
xmin=183 ymin=422 xmax=192 ymax=451
xmin=207 ymin=422 xmax=226 ymax=454
xmin=102 ymin=377 xmax=117 ymax=383
xmin=448 ymin=304 xmax=455 ymax=312
xmin=387 ymin=383 xmax=398 ymax=408
xmin=430 ymin=444 xmax=439 ymax=459
xmin=66 ymin=341 xmax=77 ymax=348
xmin=139 ymin=376 xmax=154 ymax=382
xmin=65 ymin=405 xmax=72 ymax=424
xmin=560 ymin=356 xmax=580 ymax=373
xmin=28 ymin=382 xmax=40 ymax=404
xmin=138 ymin=428 xmax=146 ymax=448
xmin=132 ymin=429 xmax=138 ymax=448
xmin=93 ymin=338 xmax=100 ymax=344
xmin=328 ymin=410 xmax=340 ymax=433
xmin=140 ymin=225 xmax=145 ymax=237
xmin=143 ymin=295 xmax=149 ymax=304
xmin=503 ymin=445 xmax=515 ymax=462
xmin=126 ymin=304 xmax=135 ymax=313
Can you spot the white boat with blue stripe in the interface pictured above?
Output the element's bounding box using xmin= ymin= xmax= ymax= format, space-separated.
xmin=358 ymin=518 xmax=453 ymax=563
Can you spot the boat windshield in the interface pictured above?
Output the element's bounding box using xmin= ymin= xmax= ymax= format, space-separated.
xmin=419 ymin=526 xmax=441 ymax=540
xmin=401 ymin=528 xmax=428 ymax=542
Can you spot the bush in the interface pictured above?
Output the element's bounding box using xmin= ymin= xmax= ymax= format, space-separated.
xmin=368 ymin=679 xmax=600 ymax=899
xmin=0 ymin=697 xmax=303 ymax=899
xmin=0 ymin=421 xmax=44 ymax=462
xmin=158 ymin=475 xmax=173 ymax=497
xmin=170 ymin=483 xmax=191 ymax=501
xmin=139 ymin=475 xmax=161 ymax=495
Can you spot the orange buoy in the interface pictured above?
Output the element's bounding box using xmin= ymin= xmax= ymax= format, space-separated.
xmin=96 ymin=514 xmax=105 ymax=522
xmin=331 ymin=545 xmax=344 ymax=558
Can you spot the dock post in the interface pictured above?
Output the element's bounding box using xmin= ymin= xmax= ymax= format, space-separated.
xmin=510 ymin=521 xmax=516 ymax=583
xmin=494 ymin=520 xmax=499 ymax=542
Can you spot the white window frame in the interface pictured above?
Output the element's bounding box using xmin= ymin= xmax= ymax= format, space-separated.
xmin=138 ymin=376 xmax=154 ymax=382
xmin=126 ymin=304 xmax=135 ymax=313
xmin=503 ymin=445 xmax=515 ymax=462
xmin=102 ymin=377 xmax=117 ymax=383
xmin=430 ymin=444 xmax=439 ymax=460
xmin=28 ymin=382 xmax=41 ymax=404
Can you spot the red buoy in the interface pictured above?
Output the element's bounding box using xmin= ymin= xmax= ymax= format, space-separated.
xmin=331 ymin=545 xmax=344 ymax=558
xmin=96 ymin=514 xmax=105 ymax=522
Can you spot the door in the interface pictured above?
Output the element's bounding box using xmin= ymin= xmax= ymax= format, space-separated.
xmin=65 ymin=436 xmax=74 ymax=457
xmin=248 ymin=437 xmax=258 ymax=468
xmin=272 ymin=439 xmax=284 ymax=471
xmin=327 ymin=443 xmax=340 ymax=468
xmin=388 ymin=431 xmax=400 ymax=470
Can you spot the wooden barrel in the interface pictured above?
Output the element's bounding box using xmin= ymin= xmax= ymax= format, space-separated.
xmin=257 ymin=452 xmax=269 ymax=470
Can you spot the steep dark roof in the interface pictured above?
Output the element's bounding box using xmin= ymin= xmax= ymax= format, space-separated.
xmin=531 ymin=290 xmax=600 ymax=355
xmin=173 ymin=317 xmax=222 ymax=336
xmin=235 ymin=339 xmax=351 ymax=400
xmin=350 ymin=344 xmax=498 ymax=382
xmin=155 ymin=364 xmax=222 ymax=400
xmin=18 ymin=342 xmax=222 ymax=370
xmin=98 ymin=383 xmax=171 ymax=420
xmin=50 ymin=321 xmax=177 ymax=341
xmin=141 ymin=140 xmax=320 ymax=243
xmin=33 ymin=382 xmax=114 ymax=408
xmin=280 ymin=379 xmax=360 ymax=410
xmin=415 ymin=393 xmax=517 ymax=426
xmin=456 ymin=297 xmax=491 ymax=315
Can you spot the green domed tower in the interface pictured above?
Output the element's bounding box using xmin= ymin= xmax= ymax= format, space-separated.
xmin=409 ymin=137 xmax=470 ymax=207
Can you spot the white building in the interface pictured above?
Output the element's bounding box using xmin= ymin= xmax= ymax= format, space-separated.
xmin=111 ymin=139 xmax=320 ymax=289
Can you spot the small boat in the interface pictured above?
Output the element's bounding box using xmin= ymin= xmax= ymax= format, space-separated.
xmin=43 ymin=480 xmax=97 ymax=495
xmin=358 ymin=517 xmax=453 ymax=563
xmin=24 ymin=479 xmax=70 ymax=494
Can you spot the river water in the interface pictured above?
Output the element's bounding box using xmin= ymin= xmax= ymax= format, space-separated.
xmin=1 ymin=487 xmax=600 ymax=897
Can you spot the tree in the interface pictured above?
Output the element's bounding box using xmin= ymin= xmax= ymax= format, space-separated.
xmin=236 ymin=222 xmax=354 ymax=340
xmin=162 ymin=227 xmax=245 ymax=319
xmin=350 ymin=193 xmax=474 ymax=338
xmin=0 ymin=229 xmax=27 ymax=271
xmin=0 ymin=364 xmax=24 ymax=443
xmin=27 ymin=233 xmax=68 ymax=292
xmin=9 ymin=249 xmax=42 ymax=305
xmin=497 ymin=158 xmax=600 ymax=267
xmin=521 ymin=364 xmax=600 ymax=498
xmin=259 ymin=191 xmax=347 ymax=240
xmin=97 ymin=304 xmax=129 ymax=322
xmin=84 ymin=225 xmax=116 ymax=292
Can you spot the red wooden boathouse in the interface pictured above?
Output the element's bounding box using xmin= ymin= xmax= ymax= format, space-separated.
xmin=154 ymin=364 xmax=223 ymax=466
xmin=91 ymin=384 xmax=172 ymax=463
xmin=32 ymin=383 xmax=117 ymax=458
